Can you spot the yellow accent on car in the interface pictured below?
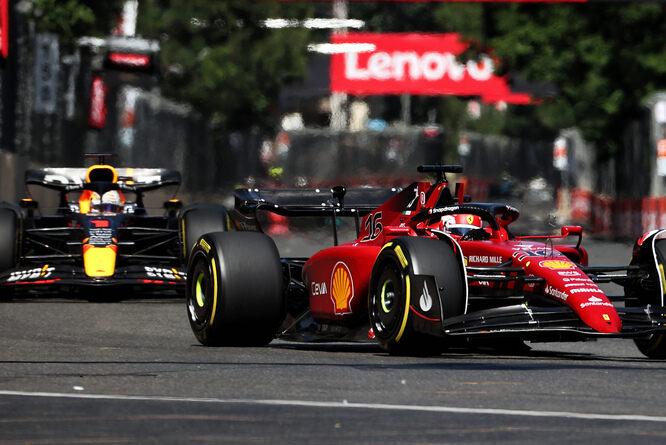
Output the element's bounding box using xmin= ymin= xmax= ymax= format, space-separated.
xmin=540 ymin=260 xmax=574 ymax=270
xmin=659 ymin=264 xmax=666 ymax=298
xmin=380 ymin=280 xmax=391 ymax=313
xmin=199 ymin=238 xmax=212 ymax=253
xmin=379 ymin=242 xmax=394 ymax=255
xmin=195 ymin=273 xmax=205 ymax=307
xmin=181 ymin=219 xmax=187 ymax=258
xmin=85 ymin=164 xmax=118 ymax=183
xmin=394 ymin=245 xmax=408 ymax=269
xmin=209 ymin=257 xmax=218 ymax=326
xmin=83 ymin=245 xmax=117 ymax=277
xmin=395 ymin=275 xmax=411 ymax=342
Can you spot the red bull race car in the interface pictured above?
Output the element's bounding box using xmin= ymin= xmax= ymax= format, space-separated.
xmin=0 ymin=153 xmax=228 ymax=300
xmin=185 ymin=165 xmax=666 ymax=358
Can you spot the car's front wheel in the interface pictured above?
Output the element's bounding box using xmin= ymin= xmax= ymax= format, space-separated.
xmin=368 ymin=237 xmax=466 ymax=355
xmin=634 ymin=334 xmax=666 ymax=359
xmin=186 ymin=231 xmax=284 ymax=346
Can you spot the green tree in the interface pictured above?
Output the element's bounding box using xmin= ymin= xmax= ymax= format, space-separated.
xmin=353 ymin=2 xmax=666 ymax=159
xmin=137 ymin=1 xmax=313 ymax=130
xmin=487 ymin=4 xmax=666 ymax=157
xmin=31 ymin=0 xmax=125 ymax=50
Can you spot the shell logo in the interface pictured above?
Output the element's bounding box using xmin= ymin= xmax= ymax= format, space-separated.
xmin=330 ymin=261 xmax=354 ymax=314
xmin=539 ymin=260 xmax=575 ymax=270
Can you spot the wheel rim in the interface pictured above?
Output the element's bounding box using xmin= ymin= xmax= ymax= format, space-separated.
xmin=371 ymin=261 xmax=405 ymax=339
xmin=187 ymin=254 xmax=213 ymax=328
xmin=380 ymin=279 xmax=396 ymax=313
xmin=195 ymin=272 xmax=206 ymax=307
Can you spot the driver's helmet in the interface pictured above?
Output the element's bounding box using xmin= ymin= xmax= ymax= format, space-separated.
xmin=441 ymin=214 xmax=482 ymax=236
xmin=97 ymin=190 xmax=123 ymax=214
xmin=87 ymin=192 xmax=102 ymax=214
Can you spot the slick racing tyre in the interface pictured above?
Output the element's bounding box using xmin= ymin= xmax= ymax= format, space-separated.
xmin=625 ymin=233 xmax=666 ymax=358
xmin=369 ymin=237 xmax=465 ymax=355
xmin=634 ymin=334 xmax=666 ymax=359
xmin=0 ymin=208 xmax=18 ymax=271
xmin=186 ymin=231 xmax=284 ymax=346
xmin=180 ymin=204 xmax=230 ymax=263
xmin=0 ymin=209 xmax=19 ymax=301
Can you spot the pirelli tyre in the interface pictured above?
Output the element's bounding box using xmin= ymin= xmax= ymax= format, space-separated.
xmin=186 ymin=231 xmax=284 ymax=346
xmin=368 ymin=237 xmax=465 ymax=355
xmin=0 ymin=208 xmax=19 ymax=300
xmin=625 ymin=231 xmax=666 ymax=359
xmin=180 ymin=204 xmax=230 ymax=263
xmin=634 ymin=335 xmax=666 ymax=359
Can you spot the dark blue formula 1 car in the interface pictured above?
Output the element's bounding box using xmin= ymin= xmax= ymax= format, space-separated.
xmin=0 ymin=153 xmax=228 ymax=300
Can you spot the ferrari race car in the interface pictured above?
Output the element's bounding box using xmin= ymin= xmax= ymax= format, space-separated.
xmin=185 ymin=165 xmax=666 ymax=358
xmin=0 ymin=153 xmax=229 ymax=300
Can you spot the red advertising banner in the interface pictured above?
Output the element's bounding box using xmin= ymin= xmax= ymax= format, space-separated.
xmin=304 ymin=1 xmax=587 ymax=3
xmin=88 ymin=76 xmax=108 ymax=129
xmin=330 ymin=32 xmax=532 ymax=104
xmin=0 ymin=0 xmax=9 ymax=58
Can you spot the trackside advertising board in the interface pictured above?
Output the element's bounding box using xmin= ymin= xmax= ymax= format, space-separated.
xmin=330 ymin=32 xmax=532 ymax=104
xmin=1 ymin=0 xmax=8 ymax=58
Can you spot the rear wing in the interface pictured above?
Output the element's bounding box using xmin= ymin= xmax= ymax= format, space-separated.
xmin=25 ymin=168 xmax=181 ymax=193
xmin=232 ymin=186 xmax=401 ymax=242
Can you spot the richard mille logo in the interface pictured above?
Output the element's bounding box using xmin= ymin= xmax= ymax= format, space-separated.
xmin=419 ymin=282 xmax=433 ymax=312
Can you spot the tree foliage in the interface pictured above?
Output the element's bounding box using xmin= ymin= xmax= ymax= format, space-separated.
xmin=123 ymin=1 xmax=666 ymax=154
xmin=486 ymin=4 xmax=666 ymax=156
xmin=137 ymin=1 xmax=313 ymax=130
xmin=353 ymin=3 xmax=666 ymax=157
xmin=31 ymin=0 xmax=124 ymax=50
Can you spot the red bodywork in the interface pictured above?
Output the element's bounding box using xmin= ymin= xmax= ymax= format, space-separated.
xmin=302 ymin=178 xmax=621 ymax=334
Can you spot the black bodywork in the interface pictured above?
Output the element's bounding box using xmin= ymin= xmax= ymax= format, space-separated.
xmin=0 ymin=163 xmax=187 ymax=297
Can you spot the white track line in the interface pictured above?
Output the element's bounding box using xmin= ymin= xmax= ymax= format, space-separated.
xmin=1 ymin=390 xmax=666 ymax=423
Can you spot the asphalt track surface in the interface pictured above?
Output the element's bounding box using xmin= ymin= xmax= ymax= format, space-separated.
xmin=2 ymin=239 xmax=666 ymax=444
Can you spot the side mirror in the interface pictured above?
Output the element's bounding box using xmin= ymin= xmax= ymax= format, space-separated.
xmin=561 ymin=225 xmax=583 ymax=237
xmin=561 ymin=225 xmax=583 ymax=249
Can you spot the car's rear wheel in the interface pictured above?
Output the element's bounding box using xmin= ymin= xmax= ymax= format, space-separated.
xmin=180 ymin=205 xmax=229 ymax=263
xmin=369 ymin=237 xmax=465 ymax=355
xmin=0 ymin=209 xmax=19 ymax=301
xmin=186 ymin=231 xmax=284 ymax=346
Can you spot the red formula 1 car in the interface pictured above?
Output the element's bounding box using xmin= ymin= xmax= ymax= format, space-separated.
xmin=185 ymin=165 xmax=666 ymax=358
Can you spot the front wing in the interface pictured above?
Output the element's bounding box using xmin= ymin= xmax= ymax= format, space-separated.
xmin=435 ymin=303 xmax=666 ymax=342
xmin=1 ymin=264 xmax=186 ymax=295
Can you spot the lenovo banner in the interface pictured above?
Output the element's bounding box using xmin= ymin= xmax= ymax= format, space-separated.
xmin=330 ymin=32 xmax=531 ymax=104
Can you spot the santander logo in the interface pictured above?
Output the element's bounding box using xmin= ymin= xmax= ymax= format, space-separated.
xmin=344 ymin=51 xmax=494 ymax=83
